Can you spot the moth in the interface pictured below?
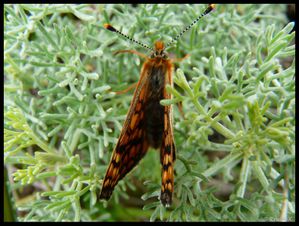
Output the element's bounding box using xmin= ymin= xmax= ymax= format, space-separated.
xmin=99 ymin=4 xmax=215 ymax=206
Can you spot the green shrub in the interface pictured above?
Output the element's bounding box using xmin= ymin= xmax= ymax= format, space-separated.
xmin=4 ymin=4 xmax=295 ymax=221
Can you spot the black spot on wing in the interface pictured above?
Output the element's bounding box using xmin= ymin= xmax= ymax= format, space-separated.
xmin=165 ymin=145 xmax=171 ymax=154
xmin=99 ymin=186 xmax=113 ymax=200
xmin=160 ymin=189 xmax=172 ymax=206
xmin=166 ymin=179 xmax=172 ymax=184
xmin=111 ymin=159 xmax=120 ymax=167
xmin=163 ymin=162 xmax=172 ymax=170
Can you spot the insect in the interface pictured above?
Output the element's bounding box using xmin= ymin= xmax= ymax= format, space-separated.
xmin=99 ymin=4 xmax=215 ymax=206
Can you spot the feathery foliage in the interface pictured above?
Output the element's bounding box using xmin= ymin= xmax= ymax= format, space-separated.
xmin=4 ymin=4 xmax=295 ymax=221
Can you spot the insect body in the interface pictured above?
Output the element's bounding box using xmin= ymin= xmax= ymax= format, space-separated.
xmin=99 ymin=4 xmax=215 ymax=206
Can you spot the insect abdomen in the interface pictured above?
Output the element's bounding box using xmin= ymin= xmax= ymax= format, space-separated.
xmin=145 ymin=101 xmax=164 ymax=148
xmin=144 ymin=62 xmax=166 ymax=149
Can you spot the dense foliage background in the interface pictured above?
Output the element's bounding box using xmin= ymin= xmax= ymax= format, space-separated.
xmin=4 ymin=4 xmax=295 ymax=221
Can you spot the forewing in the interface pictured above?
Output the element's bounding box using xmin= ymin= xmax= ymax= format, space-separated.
xmin=160 ymin=63 xmax=176 ymax=206
xmin=99 ymin=64 xmax=150 ymax=200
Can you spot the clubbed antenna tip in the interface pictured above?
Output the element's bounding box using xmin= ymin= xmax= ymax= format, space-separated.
xmin=165 ymin=4 xmax=216 ymax=48
xmin=104 ymin=23 xmax=117 ymax=32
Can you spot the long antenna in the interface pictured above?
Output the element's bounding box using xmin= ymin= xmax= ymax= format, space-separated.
xmin=165 ymin=4 xmax=215 ymax=48
xmin=104 ymin=24 xmax=154 ymax=51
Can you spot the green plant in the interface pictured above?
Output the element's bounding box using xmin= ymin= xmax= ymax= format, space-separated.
xmin=4 ymin=4 xmax=295 ymax=222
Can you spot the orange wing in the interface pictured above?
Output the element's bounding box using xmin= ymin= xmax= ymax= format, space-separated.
xmin=99 ymin=62 xmax=150 ymax=200
xmin=160 ymin=63 xmax=176 ymax=206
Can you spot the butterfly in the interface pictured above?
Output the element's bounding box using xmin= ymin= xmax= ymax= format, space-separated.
xmin=99 ymin=4 xmax=215 ymax=206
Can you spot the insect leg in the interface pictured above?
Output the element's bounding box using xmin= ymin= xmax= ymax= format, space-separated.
xmin=171 ymin=54 xmax=190 ymax=63
xmin=115 ymin=82 xmax=138 ymax=95
xmin=113 ymin=50 xmax=148 ymax=59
